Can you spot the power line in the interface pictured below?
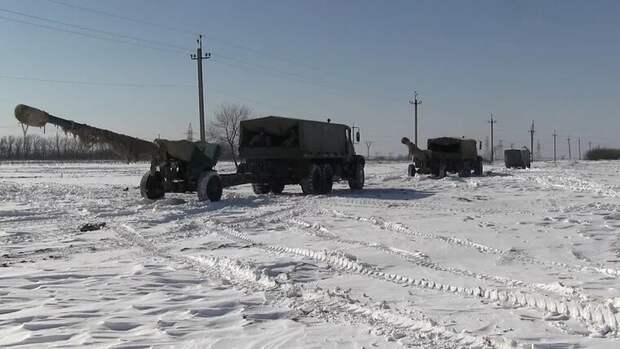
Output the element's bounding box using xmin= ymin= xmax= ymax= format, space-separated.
xmin=0 ymin=73 xmax=305 ymax=116
xmin=0 ymin=11 xmax=374 ymax=100
xmin=0 ymin=74 xmax=193 ymax=88
xmin=0 ymin=14 xmax=185 ymax=55
xmin=46 ymin=0 xmax=198 ymax=36
xmin=0 ymin=8 xmax=188 ymax=52
xmin=46 ymin=0 xmax=328 ymax=74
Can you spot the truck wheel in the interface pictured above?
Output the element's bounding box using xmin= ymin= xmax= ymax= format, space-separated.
xmin=458 ymin=163 xmax=471 ymax=178
xmin=321 ymin=164 xmax=334 ymax=194
xmin=348 ymin=165 xmax=364 ymax=190
xmin=252 ymin=183 xmax=271 ymax=194
xmin=437 ymin=163 xmax=447 ymax=178
xmin=473 ymin=157 xmax=483 ymax=176
xmin=140 ymin=171 xmax=165 ymax=200
xmin=197 ymin=171 xmax=222 ymax=202
xmin=300 ymin=164 xmax=322 ymax=195
xmin=408 ymin=164 xmax=416 ymax=177
xmin=270 ymin=182 xmax=285 ymax=194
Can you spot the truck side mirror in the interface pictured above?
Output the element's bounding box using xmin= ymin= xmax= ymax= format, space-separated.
xmin=356 ymin=131 xmax=360 ymax=143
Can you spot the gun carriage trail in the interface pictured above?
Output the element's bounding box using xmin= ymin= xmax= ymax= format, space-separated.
xmin=1 ymin=160 xmax=620 ymax=348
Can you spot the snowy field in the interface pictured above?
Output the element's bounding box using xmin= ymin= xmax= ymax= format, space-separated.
xmin=1 ymin=160 xmax=620 ymax=348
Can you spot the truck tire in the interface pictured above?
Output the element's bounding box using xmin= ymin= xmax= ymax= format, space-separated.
xmin=408 ymin=164 xmax=416 ymax=177
xmin=197 ymin=171 xmax=222 ymax=202
xmin=300 ymin=164 xmax=322 ymax=195
xmin=437 ymin=163 xmax=447 ymax=178
xmin=348 ymin=165 xmax=364 ymax=190
xmin=140 ymin=171 xmax=165 ymax=200
xmin=252 ymin=183 xmax=271 ymax=194
xmin=270 ymin=182 xmax=285 ymax=194
xmin=321 ymin=164 xmax=334 ymax=194
xmin=474 ymin=157 xmax=483 ymax=176
xmin=458 ymin=162 xmax=471 ymax=178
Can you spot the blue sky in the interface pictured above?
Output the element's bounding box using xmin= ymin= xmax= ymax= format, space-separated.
xmin=1 ymin=0 xmax=619 ymax=157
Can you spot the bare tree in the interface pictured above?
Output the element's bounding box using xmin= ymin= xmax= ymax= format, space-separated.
xmin=207 ymin=103 xmax=251 ymax=168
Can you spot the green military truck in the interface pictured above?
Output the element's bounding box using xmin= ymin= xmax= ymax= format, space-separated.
xmin=402 ymin=136 xmax=483 ymax=178
xmin=238 ymin=116 xmax=365 ymax=195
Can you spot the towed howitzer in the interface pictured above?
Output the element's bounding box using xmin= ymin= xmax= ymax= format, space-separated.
xmin=14 ymin=104 xmax=227 ymax=201
xmin=401 ymin=136 xmax=483 ymax=178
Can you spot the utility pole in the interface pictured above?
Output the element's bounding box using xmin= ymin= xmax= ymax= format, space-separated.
xmin=191 ymin=34 xmax=211 ymax=141
xmin=365 ymin=141 xmax=373 ymax=160
xmin=186 ymin=123 xmax=194 ymax=141
xmin=409 ymin=91 xmax=421 ymax=147
xmin=567 ymin=136 xmax=572 ymax=160
xmin=529 ymin=121 xmax=535 ymax=162
xmin=553 ymin=130 xmax=557 ymax=163
xmin=578 ymin=137 xmax=581 ymax=160
xmin=488 ymin=113 xmax=497 ymax=162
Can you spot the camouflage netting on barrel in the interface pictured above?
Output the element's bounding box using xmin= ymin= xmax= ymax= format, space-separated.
xmin=14 ymin=104 xmax=157 ymax=161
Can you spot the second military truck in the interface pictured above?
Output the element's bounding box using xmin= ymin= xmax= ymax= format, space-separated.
xmin=402 ymin=136 xmax=483 ymax=178
xmin=238 ymin=116 xmax=365 ymax=195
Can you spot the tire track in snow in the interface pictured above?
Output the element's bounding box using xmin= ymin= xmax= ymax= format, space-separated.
xmin=205 ymin=221 xmax=620 ymax=336
xmin=516 ymin=172 xmax=618 ymax=198
xmin=285 ymin=217 xmax=582 ymax=299
xmin=322 ymin=209 xmax=620 ymax=278
xmin=117 ymin=224 xmax=493 ymax=348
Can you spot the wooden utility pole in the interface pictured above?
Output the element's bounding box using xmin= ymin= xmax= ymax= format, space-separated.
xmin=567 ymin=136 xmax=572 ymax=160
xmin=529 ymin=121 xmax=535 ymax=162
xmin=409 ymin=91 xmax=421 ymax=147
xmin=191 ymin=35 xmax=211 ymax=141
xmin=489 ymin=113 xmax=497 ymax=162
xmin=578 ymin=137 xmax=581 ymax=160
xmin=553 ymin=130 xmax=557 ymax=163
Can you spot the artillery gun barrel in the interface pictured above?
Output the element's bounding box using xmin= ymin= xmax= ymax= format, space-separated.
xmin=14 ymin=104 xmax=157 ymax=161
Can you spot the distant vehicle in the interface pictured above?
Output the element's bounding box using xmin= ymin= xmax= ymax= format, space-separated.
xmin=504 ymin=148 xmax=531 ymax=169
xmin=402 ymin=136 xmax=483 ymax=178
xmin=238 ymin=116 xmax=365 ymax=195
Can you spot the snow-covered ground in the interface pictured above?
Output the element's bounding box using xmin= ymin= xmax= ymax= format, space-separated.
xmin=1 ymin=160 xmax=620 ymax=348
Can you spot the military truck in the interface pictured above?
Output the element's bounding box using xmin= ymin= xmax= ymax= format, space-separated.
xmin=237 ymin=116 xmax=365 ymax=195
xmin=402 ymin=136 xmax=483 ymax=178
xmin=504 ymin=148 xmax=531 ymax=169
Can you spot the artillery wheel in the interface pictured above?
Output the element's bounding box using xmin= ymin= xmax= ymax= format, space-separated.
xmin=140 ymin=171 xmax=165 ymax=200
xmin=321 ymin=164 xmax=334 ymax=194
xmin=197 ymin=171 xmax=222 ymax=202
xmin=473 ymin=157 xmax=483 ymax=176
xmin=300 ymin=164 xmax=322 ymax=195
xmin=252 ymin=183 xmax=271 ymax=194
xmin=270 ymin=182 xmax=285 ymax=194
xmin=407 ymin=164 xmax=416 ymax=177
xmin=348 ymin=164 xmax=365 ymax=190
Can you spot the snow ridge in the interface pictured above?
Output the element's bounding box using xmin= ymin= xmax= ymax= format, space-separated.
xmin=207 ymin=221 xmax=620 ymax=336
xmin=324 ymin=209 xmax=620 ymax=278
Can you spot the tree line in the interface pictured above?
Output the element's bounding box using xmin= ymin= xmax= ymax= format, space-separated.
xmin=0 ymin=134 xmax=118 ymax=160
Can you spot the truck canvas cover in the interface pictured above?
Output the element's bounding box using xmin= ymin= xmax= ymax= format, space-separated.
xmin=239 ymin=116 xmax=349 ymax=159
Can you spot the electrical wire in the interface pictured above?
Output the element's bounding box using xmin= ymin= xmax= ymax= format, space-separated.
xmin=0 ymin=14 xmax=186 ymax=55
xmin=0 ymin=8 xmax=189 ymax=52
